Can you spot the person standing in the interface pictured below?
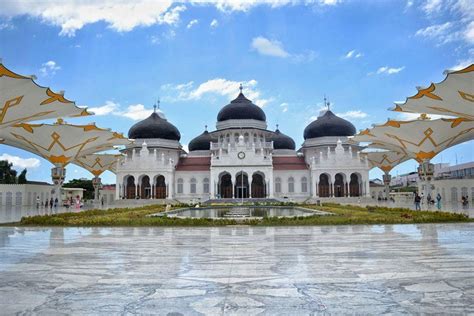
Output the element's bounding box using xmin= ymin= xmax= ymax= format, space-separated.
xmin=414 ymin=193 xmax=421 ymax=211
xmin=436 ymin=193 xmax=442 ymax=210
xmin=36 ymin=196 xmax=40 ymax=209
xmin=54 ymin=197 xmax=59 ymax=210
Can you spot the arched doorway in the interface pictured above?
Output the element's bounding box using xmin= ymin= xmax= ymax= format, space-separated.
xmin=219 ymin=173 xmax=232 ymax=198
xmin=235 ymin=172 xmax=249 ymax=199
xmin=126 ymin=176 xmax=135 ymax=199
xmin=155 ymin=175 xmax=166 ymax=199
xmin=334 ymin=173 xmax=345 ymax=197
xmin=318 ymin=174 xmax=330 ymax=197
xmin=349 ymin=173 xmax=360 ymax=197
xmin=140 ymin=176 xmax=151 ymax=199
xmin=251 ymin=173 xmax=265 ymax=198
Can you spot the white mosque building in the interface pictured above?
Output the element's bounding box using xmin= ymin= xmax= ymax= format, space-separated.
xmin=115 ymin=87 xmax=371 ymax=202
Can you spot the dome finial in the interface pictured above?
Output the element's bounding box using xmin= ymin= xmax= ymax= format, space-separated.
xmin=154 ymin=99 xmax=160 ymax=113
xmin=204 ymin=124 xmax=208 ymax=131
xmin=239 ymin=83 xmax=243 ymax=93
xmin=324 ymin=95 xmax=330 ymax=111
xmin=276 ymin=123 xmax=279 ymax=130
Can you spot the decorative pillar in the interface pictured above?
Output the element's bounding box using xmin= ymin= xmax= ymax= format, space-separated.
xmin=418 ymin=160 xmax=434 ymax=199
xmin=383 ymin=172 xmax=392 ymax=200
xmin=135 ymin=184 xmax=138 ymax=198
xmin=51 ymin=166 xmax=66 ymax=204
xmin=92 ymin=175 xmax=102 ymax=203
xmin=249 ymin=181 xmax=252 ymax=198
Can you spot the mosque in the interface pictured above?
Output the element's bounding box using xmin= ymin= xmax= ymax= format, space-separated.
xmin=115 ymin=86 xmax=371 ymax=202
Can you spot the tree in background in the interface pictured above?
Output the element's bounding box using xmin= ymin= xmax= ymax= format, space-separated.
xmin=63 ymin=178 xmax=94 ymax=200
xmin=0 ymin=160 xmax=19 ymax=184
xmin=18 ymin=169 xmax=27 ymax=184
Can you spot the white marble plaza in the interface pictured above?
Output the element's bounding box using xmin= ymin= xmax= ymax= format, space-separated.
xmin=0 ymin=224 xmax=473 ymax=315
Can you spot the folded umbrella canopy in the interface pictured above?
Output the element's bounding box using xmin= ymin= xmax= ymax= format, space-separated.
xmin=391 ymin=64 xmax=474 ymax=120
xmin=0 ymin=63 xmax=92 ymax=131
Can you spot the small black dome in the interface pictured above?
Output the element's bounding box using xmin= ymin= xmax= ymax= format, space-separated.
xmin=128 ymin=112 xmax=181 ymax=141
xmin=271 ymin=128 xmax=296 ymax=150
xmin=188 ymin=130 xmax=215 ymax=151
xmin=217 ymin=92 xmax=266 ymax=122
xmin=304 ymin=110 xmax=356 ymax=140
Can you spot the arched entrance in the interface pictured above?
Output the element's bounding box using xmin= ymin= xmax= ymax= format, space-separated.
xmin=140 ymin=175 xmax=151 ymax=199
xmin=235 ymin=172 xmax=249 ymax=199
xmin=125 ymin=176 xmax=136 ymax=199
xmin=251 ymin=173 xmax=265 ymax=198
xmin=318 ymin=174 xmax=330 ymax=197
xmin=334 ymin=173 xmax=345 ymax=197
xmin=349 ymin=173 xmax=360 ymax=197
xmin=155 ymin=175 xmax=166 ymax=199
xmin=219 ymin=173 xmax=232 ymax=198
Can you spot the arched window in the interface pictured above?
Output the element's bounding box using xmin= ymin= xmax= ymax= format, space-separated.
xmin=244 ymin=132 xmax=249 ymax=143
xmin=288 ymin=177 xmax=294 ymax=193
xmin=190 ymin=178 xmax=197 ymax=194
xmin=275 ymin=177 xmax=281 ymax=193
xmin=177 ymin=178 xmax=184 ymax=194
xmin=301 ymin=177 xmax=308 ymax=193
xmin=203 ymin=178 xmax=210 ymax=194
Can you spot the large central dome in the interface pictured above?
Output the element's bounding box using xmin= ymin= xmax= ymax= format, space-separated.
xmin=304 ymin=110 xmax=356 ymax=140
xmin=217 ymin=91 xmax=266 ymax=122
xmin=128 ymin=111 xmax=181 ymax=141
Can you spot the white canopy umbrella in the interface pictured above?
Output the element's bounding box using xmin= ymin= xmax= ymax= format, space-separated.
xmin=0 ymin=119 xmax=130 ymax=201
xmin=390 ymin=64 xmax=474 ymax=119
xmin=361 ymin=150 xmax=410 ymax=199
xmin=352 ymin=116 xmax=474 ymax=163
xmin=0 ymin=63 xmax=92 ymax=130
xmin=73 ymin=153 xmax=122 ymax=203
xmin=352 ymin=116 xmax=474 ymax=197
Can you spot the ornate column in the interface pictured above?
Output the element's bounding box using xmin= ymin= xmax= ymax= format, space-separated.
xmin=418 ymin=160 xmax=434 ymax=199
xmin=383 ymin=172 xmax=392 ymax=200
xmin=249 ymin=181 xmax=252 ymax=198
xmin=92 ymin=176 xmax=102 ymax=203
xmin=231 ymin=175 xmax=235 ymax=198
xmin=51 ymin=166 xmax=66 ymax=203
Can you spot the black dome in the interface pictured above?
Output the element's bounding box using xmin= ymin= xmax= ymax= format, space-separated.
xmin=304 ymin=110 xmax=356 ymax=139
xmin=217 ymin=92 xmax=266 ymax=122
xmin=271 ymin=128 xmax=296 ymax=150
xmin=128 ymin=112 xmax=181 ymax=141
xmin=188 ymin=130 xmax=215 ymax=151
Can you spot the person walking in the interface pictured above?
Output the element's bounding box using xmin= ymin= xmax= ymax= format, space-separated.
xmin=414 ymin=193 xmax=421 ymax=211
xmin=436 ymin=193 xmax=442 ymax=210
xmin=36 ymin=196 xmax=40 ymax=209
xmin=54 ymin=197 xmax=59 ymax=210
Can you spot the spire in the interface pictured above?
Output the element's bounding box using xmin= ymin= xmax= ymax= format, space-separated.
xmin=324 ymin=95 xmax=330 ymax=111
xmin=204 ymin=124 xmax=208 ymax=131
xmin=276 ymin=123 xmax=279 ymax=131
xmin=239 ymin=83 xmax=243 ymax=93
xmin=153 ymin=99 xmax=160 ymax=113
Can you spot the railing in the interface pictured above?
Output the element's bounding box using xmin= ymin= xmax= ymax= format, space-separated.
xmin=210 ymin=141 xmax=273 ymax=150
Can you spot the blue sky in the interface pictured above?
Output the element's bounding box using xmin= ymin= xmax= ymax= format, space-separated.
xmin=0 ymin=0 xmax=473 ymax=184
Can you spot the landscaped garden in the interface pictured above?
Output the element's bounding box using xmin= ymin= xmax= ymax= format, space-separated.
xmin=9 ymin=203 xmax=472 ymax=227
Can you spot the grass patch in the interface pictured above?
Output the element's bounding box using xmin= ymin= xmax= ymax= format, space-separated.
xmin=10 ymin=202 xmax=472 ymax=227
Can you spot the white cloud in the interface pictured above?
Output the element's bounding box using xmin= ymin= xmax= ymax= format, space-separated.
xmin=374 ymin=66 xmax=405 ymax=75
xmin=0 ymin=2 xmax=186 ymax=37
xmin=0 ymin=21 xmax=14 ymax=30
xmin=118 ymin=104 xmax=154 ymax=121
xmin=88 ymin=101 xmax=119 ymax=116
xmin=39 ymin=60 xmax=60 ymax=76
xmin=210 ymin=19 xmax=218 ymax=28
xmin=422 ymin=0 xmax=443 ymax=14
xmin=150 ymin=35 xmax=160 ymax=45
xmin=162 ymin=78 xmax=271 ymax=107
xmin=187 ymin=19 xmax=198 ymax=29
xmin=336 ymin=110 xmax=368 ymax=119
xmin=0 ymin=154 xmax=40 ymax=169
xmin=414 ymin=22 xmax=459 ymax=44
xmin=251 ymin=36 xmax=289 ymax=58
xmin=280 ymin=102 xmax=289 ymax=112
xmin=344 ymin=49 xmax=363 ymax=59
xmin=465 ymin=21 xmax=474 ymax=43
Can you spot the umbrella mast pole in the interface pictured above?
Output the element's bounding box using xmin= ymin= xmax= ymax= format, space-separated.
xmin=51 ymin=166 xmax=66 ymax=206
xmin=383 ymin=171 xmax=391 ymax=200
xmin=92 ymin=176 xmax=102 ymax=205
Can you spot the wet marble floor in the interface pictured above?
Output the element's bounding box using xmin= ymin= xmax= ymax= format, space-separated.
xmin=0 ymin=224 xmax=473 ymax=315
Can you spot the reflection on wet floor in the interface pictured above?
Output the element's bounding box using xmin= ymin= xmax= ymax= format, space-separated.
xmin=0 ymin=224 xmax=472 ymax=314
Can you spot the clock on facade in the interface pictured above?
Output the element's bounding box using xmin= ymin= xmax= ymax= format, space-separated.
xmin=237 ymin=151 xmax=246 ymax=159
